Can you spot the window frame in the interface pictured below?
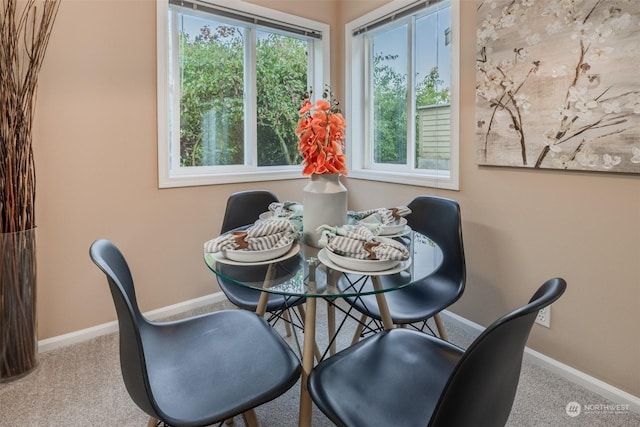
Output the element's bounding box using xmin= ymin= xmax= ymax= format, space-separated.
xmin=345 ymin=0 xmax=460 ymax=190
xmin=156 ymin=0 xmax=330 ymax=188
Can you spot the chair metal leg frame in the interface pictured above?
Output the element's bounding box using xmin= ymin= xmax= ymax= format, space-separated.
xmin=352 ymin=314 xmax=447 ymax=343
xmin=312 ymin=273 xmax=382 ymax=357
xmin=253 ymin=261 xmax=307 ymax=338
xmin=282 ymin=302 xmax=305 ymax=361
xmin=263 ymin=300 xmax=305 ymax=333
xmin=266 ymin=294 xmax=322 ymax=363
xmin=405 ymin=318 xmax=438 ymax=336
xmin=284 ymin=305 xmax=304 ymax=358
xmin=315 ymin=275 xmax=402 ymax=361
xmin=349 ymin=310 xmax=446 ymax=343
xmin=312 ymin=297 xmax=367 ymax=362
xmin=337 ymin=270 xmax=452 ymax=342
xmin=351 ymin=314 xmax=384 ymax=343
xmin=403 ymin=314 xmax=445 ymax=339
xmin=336 ymin=273 xmax=391 ymax=342
xmin=319 ymin=292 xmax=403 ymax=361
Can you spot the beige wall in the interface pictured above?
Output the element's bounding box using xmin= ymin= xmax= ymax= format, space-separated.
xmin=33 ymin=0 xmax=639 ymax=397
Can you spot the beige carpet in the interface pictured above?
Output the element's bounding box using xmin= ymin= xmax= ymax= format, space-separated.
xmin=1 ymin=299 xmax=639 ymax=427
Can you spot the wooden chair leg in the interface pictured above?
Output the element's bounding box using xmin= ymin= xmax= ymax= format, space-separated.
xmin=242 ymin=409 xmax=260 ymax=427
xmin=282 ymin=309 xmax=293 ymax=337
xmin=297 ymin=304 xmax=306 ymax=326
xmin=351 ymin=314 xmax=367 ymax=345
xmin=147 ymin=417 xmax=159 ymax=427
xmin=434 ymin=313 xmax=448 ymax=341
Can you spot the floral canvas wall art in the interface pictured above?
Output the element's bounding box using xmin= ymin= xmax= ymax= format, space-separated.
xmin=476 ymin=0 xmax=640 ymax=173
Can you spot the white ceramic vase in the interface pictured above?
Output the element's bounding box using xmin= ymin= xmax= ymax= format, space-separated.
xmin=303 ymin=173 xmax=347 ymax=248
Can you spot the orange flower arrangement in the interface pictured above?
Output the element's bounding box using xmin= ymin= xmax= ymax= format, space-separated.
xmin=296 ymin=87 xmax=347 ymax=176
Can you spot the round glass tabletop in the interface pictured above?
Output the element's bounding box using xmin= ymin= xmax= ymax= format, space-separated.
xmin=203 ymin=231 xmax=442 ymax=298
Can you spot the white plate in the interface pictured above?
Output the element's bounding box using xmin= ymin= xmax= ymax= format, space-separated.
xmin=258 ymin=211 xmax=273 ymax=220
xmin=379 ymin=217 xmax=408 ymax=235
xmin=224 ymin=241 xmax=293 ymax=263
xmin=318 ymin=249 xmax=411 ymax=275
xmin=382 ymin=225 xmax=412 ymax=238
xmin=209 ymin=244 xmax=300 ymax=266
xmin=326 ymin=250 xmax=398 ymax=271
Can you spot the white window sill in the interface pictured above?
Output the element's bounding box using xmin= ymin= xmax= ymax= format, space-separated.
xmin=158 ymin=169 xmax=307 ymax=188
xmin=347 ymin=169 xmax=459 ymax=191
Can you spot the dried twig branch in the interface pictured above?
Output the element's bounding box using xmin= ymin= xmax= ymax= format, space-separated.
xmin=1 ymin=0 xmax=60 ymax=381
xmin=1 ymin=0 xmax=60 ymax=234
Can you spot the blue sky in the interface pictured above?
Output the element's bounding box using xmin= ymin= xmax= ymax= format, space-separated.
xmin=373 ymin=5 xmax=452 ymax=90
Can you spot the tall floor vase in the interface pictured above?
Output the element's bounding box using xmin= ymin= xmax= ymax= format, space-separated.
xmin=0 ymin=228 xmax=38 ymax=382
xmin=303 ymin=174 xmax=348 ymax=248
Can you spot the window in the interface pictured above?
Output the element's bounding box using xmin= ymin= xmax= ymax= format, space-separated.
xmin=346 ymin=0 xmax=459 ymax=190
xmin=157 ymin=0 xmax=330 ymax=187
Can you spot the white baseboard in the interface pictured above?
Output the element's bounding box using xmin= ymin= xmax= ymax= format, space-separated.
xmin=37 ymin=292 xmax=228 ymax=353
xmin=440 ymin=310 xmax=640 ymax=414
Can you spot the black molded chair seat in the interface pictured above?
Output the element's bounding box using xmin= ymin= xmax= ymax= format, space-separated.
xmin=338 ymin=272 xmax=457 ymax=323
xmin=308 ymin=278 xmax=567 ymax=427
xmin=144 ymin=310 xmax=299 ymax=425
xmin=218 ymin=190 xmax=306 ymax=324
xmin=218 ymin=279 xmax=304 ymax=312
xmin=217 ymin=254 xmax=304 ymax=312
xmin=343 ymin=196 xmax=466 ymax=339
xmin=90 ymin=239 xmax=301 ymax=427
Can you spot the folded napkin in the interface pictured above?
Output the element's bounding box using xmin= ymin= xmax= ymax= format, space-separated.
xmin=266 ymin=201 xmax=303 ymax=233
xmin=204 ymin=218 xmax=297 ymax=253
xmin=318 ymin=224 xmax=409 ymax=261
xmin=348 ymin=206 xmax=412 ymax=234
xmin=268 ymin=201 xmax=303 ymax=218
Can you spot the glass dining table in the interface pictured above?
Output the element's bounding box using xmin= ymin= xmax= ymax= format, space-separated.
xmin=204 ymin=230 xmax=443 ymax=427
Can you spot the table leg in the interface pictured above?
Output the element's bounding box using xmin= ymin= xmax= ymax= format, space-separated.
xmin=298 ymin=296 xmax=316 ymax=427
xmin=371 ymin=276 xmax=394 ymax=330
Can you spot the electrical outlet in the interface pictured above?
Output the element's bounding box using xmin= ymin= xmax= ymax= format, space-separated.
xmin=535 ymin=306 xmax=551 ymax=328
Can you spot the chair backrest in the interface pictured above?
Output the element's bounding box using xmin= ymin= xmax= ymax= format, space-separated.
xmin=428 ymin=277 xmax=567 ymax=427
xmin=406 ymin=196 xmax=466 ymax=297
xmin=221 ymin=190 xmax=279 ymax=233
xmin=89 ymin=239 xmax=159 ymax=419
